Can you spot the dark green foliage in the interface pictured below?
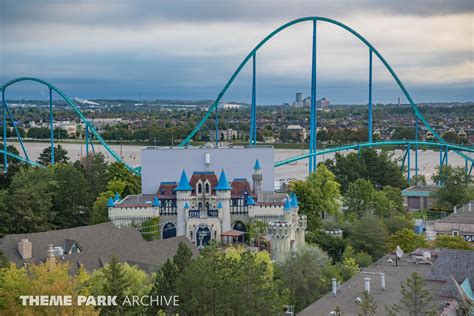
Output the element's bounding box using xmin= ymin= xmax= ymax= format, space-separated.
xmin=175 ymin=248 xmax=284 ymax=315
xmin=350 ymin=215 xmax=388 ymax=260
xmin=101 ymin=256 xmax=131 ymax=315
xmin=37 ymin=144 xmax=70 ymax=165
xmin=306 ymin=230 xmax=347 ymax=263
xmin=325 ymin=148 xmax=406 ymax=193
xmin=73 ymin=153 xmax=108 ymax=204
xmin=0 ymin=250 xmax=9 ymax=268
xmin=431 ymin=166 xmax=473 ymax=210
xmin=386 ymin=272 xmax=436 ymax=316
xmin=106 ymin=162 xmax=141 ymax=195
xmin=359 ymin=290 xmax=377 ymax=316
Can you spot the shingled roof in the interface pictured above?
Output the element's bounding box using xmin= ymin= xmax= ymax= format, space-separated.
xmin=0 ymin=222 xmax=198 ymax=273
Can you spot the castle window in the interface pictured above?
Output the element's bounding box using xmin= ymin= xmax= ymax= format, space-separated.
xmin=205 ymin=183 xmax=210 ymax=194
xmin=198 ymin=183 xmax=203 ymax=194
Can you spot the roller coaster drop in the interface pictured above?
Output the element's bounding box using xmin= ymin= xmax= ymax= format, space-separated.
xmin=1 ymin=17 xmax=473 ymax=181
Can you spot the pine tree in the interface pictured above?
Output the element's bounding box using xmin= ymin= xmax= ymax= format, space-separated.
xmin=37 ymin=144 xmax=70 ymax=165
xmin=102 ymin=255 xmax=130 ymax=315
xmin=359 ymin=290 xmax=377 ymax=316
xmin=173 ymin=242 xmax=193 ymax=272
xmin=386 ymin=272 xmax=436 ymax=316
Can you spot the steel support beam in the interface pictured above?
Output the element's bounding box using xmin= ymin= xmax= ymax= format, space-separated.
xmin=4 ymin=102 xmax=29 ymax=162
xmin=250 ymin=53 xmax=257 ymax=145
xmin=309 ymin=20 xmax=317 ymax=173
xmin=415 ymin=118 xmax=418 ymax=178
xmin=215 ymin=106 xmax=219 ymax=147
xmin=85 ymin=126 xmax=89 ymax=156
xmin=407 ymin=143 xmax=411 ymax=185
xmin=49 ymin=88 xmax=54 ymax=165
xmin=2 ymin=89 xmax=7 ymax=173
xmin=368 ymin=48 xmax=373 ymax=142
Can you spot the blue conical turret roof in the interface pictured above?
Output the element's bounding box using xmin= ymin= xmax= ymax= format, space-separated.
xmin=217 ymin=201 xmax=223 ymax=209
xmin=175 ymin=170 xmax=193 ymax=191
xmin=246 ymin=195 xmax=256 ymax=206
xmin=184 ymin=201 xmax=190 ymax=209
xmin=215 ymin=169 xmax=231 ymax=191
xmin=114 ymin=192 xmax=120 ymax=201
xmin=152 ymin=197 xmax=161 ymax=207
xmin=290 ymin=192 xmax=299 ymax=208
xmin=107 ymin=197 xmax=115 ymax=208
xmin=283 ymin=198 xmax=292 ymax=211
xmin=254 ymin=159 xmax=261 ymax=170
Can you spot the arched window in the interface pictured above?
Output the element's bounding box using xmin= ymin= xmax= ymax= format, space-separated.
xmin=205 ymin=182 xmax=210 ymax=194
xmin=198 ymin=183 xmax=203 ymax=194
xmin=205 ymin=202 xmax=210 ymax=210
xmin=198 ymin=202 xmax=203 ymax=211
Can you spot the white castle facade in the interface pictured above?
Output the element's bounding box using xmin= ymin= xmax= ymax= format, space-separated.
xmin=108 ymin=160 xmax=306 ymax=262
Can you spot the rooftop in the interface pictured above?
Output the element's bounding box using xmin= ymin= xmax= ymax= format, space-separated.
xmin=0 ymin=223 xmax=198 ymax=273
xmin=402 ymin=185 xmax=440 ymax=197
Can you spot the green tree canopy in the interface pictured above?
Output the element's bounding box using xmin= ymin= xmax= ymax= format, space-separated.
xmin=431 ymin=166 xmax=473 ymax=210
xmin=350 ymin=215 xmax=388 ymax=260
xmin=37 ymin=144 xmax=70 ymax=165
xmin=387 ymin=228 xmax=427 ymax=253
xmin=290 ymin=164 xmax=341 ymax=230
xmin=432 ymin=235 xmax=472 ymax=250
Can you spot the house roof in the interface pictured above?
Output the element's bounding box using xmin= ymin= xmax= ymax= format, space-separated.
xmin=0 ymin=222 xmax=198 ymax=273
xmin=189 ymin=172 xmax=218 ymax=195
xmin=298 ymin=250 xmax=469 ymax=316
xmin=402 ymin=185 xmax=439 ymax=197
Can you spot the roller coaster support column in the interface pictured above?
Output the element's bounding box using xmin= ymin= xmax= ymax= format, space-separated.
xmin=438 ymin=145 xmax=443 ymax=186
xmin=49 ymin=88 xmax=54 ymax=165
xmin=2 ymin=89 xmax=7 ymax=173
xmin=309 ymin=20 xmax=318 ymax=173
xmin=250 ymin=53 xmax=257 ymax=145
xmin=407 ymin=143 xmax=411 ymax=185
xmin=85 ymin=126 xmax=89 ymax=156
xmin=444 ymin=145 xmax=448 ymax=167
xmin=415 ymin=118 xmax=419 ymax=178
xmin=4 ymin=101 xmax=29 ymax=162
xmin=368 ymin=48 xmax=373 ymax=142
xmin=215 ymin=106 xmax=219 ymax=147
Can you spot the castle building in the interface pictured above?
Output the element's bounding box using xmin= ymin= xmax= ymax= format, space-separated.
xmin=108 ymin=160 xmax=306 ymax=262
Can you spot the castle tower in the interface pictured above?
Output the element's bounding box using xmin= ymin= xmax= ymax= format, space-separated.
xmin=296 ymin=215 xmax=307 ymax=249
xmin=252 ymin=159 xmax=263 ymax=200
xmin=175 ymin=170 xmax=192 ymax=237
xmin=215 ymin=169 xmax=231 ymax=233
xmin=268 ymin=221 xmax=292 ymax=263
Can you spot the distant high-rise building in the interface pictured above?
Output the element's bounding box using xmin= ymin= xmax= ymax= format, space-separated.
xmin=296 ymin=93 xmax=303 ymax=102
xmin=303 ymin=97 xmax=311 ymax=107
xmin=317 ymin=97 xmax=330 ymax=108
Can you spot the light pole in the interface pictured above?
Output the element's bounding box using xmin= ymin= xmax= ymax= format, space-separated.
xmin=120 ymin=138 xmax=123 ymax=158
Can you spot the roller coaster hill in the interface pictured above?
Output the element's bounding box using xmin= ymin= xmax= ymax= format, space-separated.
xmin=1 ymin=17 xmax=473 ymax=182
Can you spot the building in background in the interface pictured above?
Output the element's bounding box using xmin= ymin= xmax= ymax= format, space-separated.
xmin=402 ymin=186 xmax=439 ymax=211
xmin=317 ymin=97 xmax=330 ymax=109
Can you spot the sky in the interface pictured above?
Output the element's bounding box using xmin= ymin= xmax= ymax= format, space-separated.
xmin=0 ymin=0 xmax=473 ymax=104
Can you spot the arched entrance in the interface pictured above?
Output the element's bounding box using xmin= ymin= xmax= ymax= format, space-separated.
xmin=196 ymin=226 xmax=212 ymax=248
xmin=162 ymin=222 xmax=176 ymax=239
xmin=233 ymin=221 xmax=247 ymax=242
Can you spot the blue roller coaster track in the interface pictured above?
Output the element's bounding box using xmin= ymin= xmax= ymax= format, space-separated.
xmin=1 ymin=17 xmax=473 ymax=181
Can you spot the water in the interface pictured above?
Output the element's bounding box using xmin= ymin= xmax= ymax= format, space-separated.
xmin=5 ymin=141 xmax=470 ymax=183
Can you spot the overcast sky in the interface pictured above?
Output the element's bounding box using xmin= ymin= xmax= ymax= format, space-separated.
xmin=0 ymin=0 xmax=472 ymax=104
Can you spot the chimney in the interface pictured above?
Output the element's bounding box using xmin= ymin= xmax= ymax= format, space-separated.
xmin=380 ymin=273 xmax=386 ymax=291
xmin=364 ymin=278 xmax=371 ymax=293
xmin=18 ymin=239 xmax=32 ymax=260
xmin=46 ymin=244 xmax=56 ymax=268
xmin=453 ymin=205 xmax=457 ymax=214
xmin=332 ymin=278 xmax=337 ymax=296
xmin=469 ymin=202 xmax=472 ymax=212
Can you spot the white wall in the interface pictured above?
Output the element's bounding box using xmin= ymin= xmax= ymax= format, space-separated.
xmin=141 ymin=146 xmax=275 ymax=194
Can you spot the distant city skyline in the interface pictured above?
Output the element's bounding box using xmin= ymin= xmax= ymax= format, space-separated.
xmin=1 ymin=0 xmax=472 ymax=104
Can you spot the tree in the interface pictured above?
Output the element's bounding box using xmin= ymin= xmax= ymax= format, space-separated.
xmin=290 ymin=164 xmax=341 ymax=230
xmin=3 ymin=168 xmax=55 ymax=234
xmin=37 ymin=144 xmax=70 ymax=165
xmin=73 ymin=153 xmax=108 ymax=204
xmin=384 ymin=215 xmax=414 ymax=235
xmin=431 ymin=166 xmax=472 ymax=210
xmin=175 ymin=247 xmax=284 ymax=315
xmin=344 ymin=179 xmax=375 ymax=219
xmin=387 ymin=228 xmax=427 ymax=253
xmin=139 ymin=217 xmax=160 ymax=241
xmin=386 ymin=272 xmax=436 ymax=316
xmin=149 ymin=242 xmax=193 ymax=315
xmin=0 ymin=250 xmax=9 ymax=268
xmin=306 ymin=230 xmax=347 ymax=263
xmin=359 ymin=290 xmax=377 ymax=316
xmin=342 ymin=245 xmax=373 ymax=268
xmin=99 ymin=256 xmax=131 ymax=315
xmin=350 ymin=215 xmax=388 ymax=260
xmin=433 ymin=235 xmax=472 ymax=250
xmin=411 ymin=175 xmax=426 ymax=186
xmin=278 ymin=245 xmax=333 ymax=312
xmin=0 ymin=261 xmax=95 ymax=315
xmin=106 ymin=162 xmax=141 ymax=195
xmin=50 ymin=163 xmax=91 ymax=228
